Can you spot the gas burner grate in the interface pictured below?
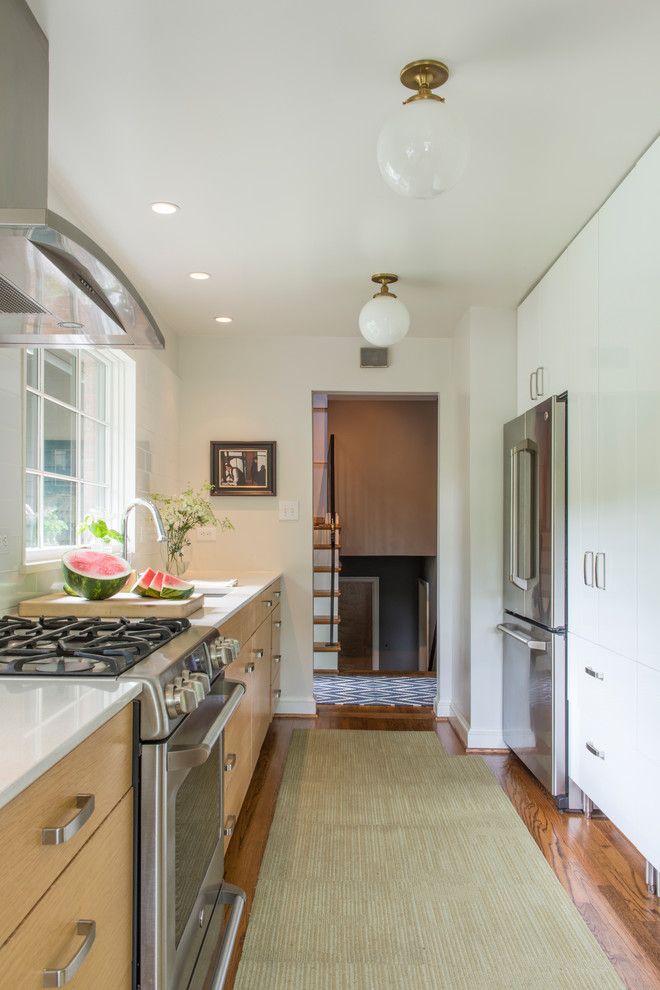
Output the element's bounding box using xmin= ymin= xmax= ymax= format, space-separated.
xmin=0 ymin=614 xmax=191 ymax=676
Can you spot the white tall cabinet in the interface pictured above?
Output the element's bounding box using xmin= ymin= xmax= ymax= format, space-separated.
xmin=516 ymin=136 xmax=660 ymax=887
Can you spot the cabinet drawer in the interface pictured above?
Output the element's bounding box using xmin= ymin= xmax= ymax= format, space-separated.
xmin=224 ymin=703 xmax=252 ymax=814
xmin=258 ymin=581 xmax=280 ymax=619
xmin=0 ymin=789 xmax=133 ymax=990
xmin=271 ymin=648 xmax=282 ymax=686
xmin=568 ymin=636 xmax=636 ymax=752
xmin=272 ymin=604 xmax=281 ymax=661
xmin=0 ymin=705 xmax=133 ymax=947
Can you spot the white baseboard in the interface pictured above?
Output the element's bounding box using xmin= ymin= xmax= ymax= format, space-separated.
xmin=466 ymin=727 xmax=508 ymax=750
xmin=434 ymin=696 xmax=452 ymax=718
xmin=276 ymin=696 xmax=317 ymax=716
xmin=449 ymin=705 xmax=470 ymax=746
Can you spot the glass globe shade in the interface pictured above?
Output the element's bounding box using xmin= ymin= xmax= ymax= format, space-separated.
xmin=377 ymin=99 xmax=468 ymax=199
xmin=358 ymin=295 xmax=410 ymax=346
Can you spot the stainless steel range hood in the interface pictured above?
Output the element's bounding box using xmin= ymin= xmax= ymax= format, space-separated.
xmin=0 ymin=0 xmax=164 ymax=349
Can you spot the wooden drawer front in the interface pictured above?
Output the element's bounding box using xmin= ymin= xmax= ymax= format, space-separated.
xmin=251 ymin=619 xmax=272 ymax=761
xmin=224 ymin=701 xmax=252 ymax=814
xmin=0 ymin=705 xmax=133 ymax=947
xmin=258 ymin=581 xmax=280 ymax=619
xmin=271 ymin=679 xmax=282 ymax=717
xmin=271 ymin=647 xmax=282 ymax=686
xmin=0 ymin=789 xmax=133 ymax=989
xmin=271 ymin=604 xmax=281 ymax=662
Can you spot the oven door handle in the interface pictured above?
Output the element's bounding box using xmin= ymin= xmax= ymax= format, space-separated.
xmin=188 ymin=883 xmax=246 ymax=990
xmin=167 ymin=681 xmax=245 ymax=771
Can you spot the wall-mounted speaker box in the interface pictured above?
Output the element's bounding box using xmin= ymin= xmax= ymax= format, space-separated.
xmin=360 ymin=347 xmax=389 ymax=368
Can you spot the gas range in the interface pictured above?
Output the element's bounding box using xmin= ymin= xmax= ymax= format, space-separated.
xmin=0 ymin=614 xmax=240 ymax=741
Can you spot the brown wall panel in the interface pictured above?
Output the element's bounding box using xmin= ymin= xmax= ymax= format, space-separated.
xmin=328 ymin=398 xmax=437 ymax=556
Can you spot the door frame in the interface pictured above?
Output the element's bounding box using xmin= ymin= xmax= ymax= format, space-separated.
xmin=338 ymin=575 xmax=380 ymax=670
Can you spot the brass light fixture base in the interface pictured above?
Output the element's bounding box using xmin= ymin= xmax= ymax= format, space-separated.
xmin=371 ymin=273 xmax=399 ymax=298
xmin=400 ymin=59 xmax=449 ymax=104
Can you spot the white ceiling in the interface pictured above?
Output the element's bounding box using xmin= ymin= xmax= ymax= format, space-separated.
xmin=27 ymin=0 xmax=660 ymax=339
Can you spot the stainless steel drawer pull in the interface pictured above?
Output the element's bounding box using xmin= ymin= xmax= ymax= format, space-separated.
xmin=536 ymin=366 xmax=544 ymax=397
xmin=529 ymin=371 xmax=537 ymax=402
xmin=43 ymin=919 xmax=96 ymax=987
xmin=274 ymin=689 xmax=282 ymax=699
xmin=254 ymin=649 xmax=265 ymax=659
xmin=595 ymin=552 xmax=606 ymax=590
xmin=584 ymin=666 xmax=604 ymax=681
xmin=245 ymin=662 xmax=255 ymax=674
xmin=274 ymin=590 xmax=281 ymax=599
xmin=273 ymin=654 xmax=281 ymax=665
xmin=42 ymin=794 xmax=95 ymax=846
xmin=224 ymin=753 xmax=237 ymax=772
xmin=586 ymin=741 xmax=605 ymax=760
xmin=274 ymin=621 xmax=282 ymax=629
xmin=263 ymin=600 xmax=273 ymax=607
xmin=583 ymin=551 xmax=594 ymax=587
xmin=224 ymin=815 xmax=237 ymax=837
xmin=497 ymin=624 xmax=547 ymax=652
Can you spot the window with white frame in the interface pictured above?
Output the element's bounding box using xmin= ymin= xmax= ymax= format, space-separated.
xmin=24 ymin=348 xmax=135 ymax=564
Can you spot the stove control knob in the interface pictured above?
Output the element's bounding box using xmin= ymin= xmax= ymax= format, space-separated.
xmin=189 ymin=671 xmax=211 ymax=698
xmin=181 ymin=669 xmax=206 ymax=702
xmin=208 ymin=639 xmax=225 ymax=670
xmin=165 ymin=677 xmax=199 ymax=718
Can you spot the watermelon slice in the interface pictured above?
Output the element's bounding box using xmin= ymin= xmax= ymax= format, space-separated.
xmin=61 ymin=549 xmax=132 ymax=601
xmin=133 ymin=567 xmax=157 ymax=597
xmin=160 ymin=574 xmax=195 ymax=600
xmin=147 ymin=570 xmax=166 ymax=597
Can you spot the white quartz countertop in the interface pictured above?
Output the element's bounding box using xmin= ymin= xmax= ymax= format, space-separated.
xmin=0 ymin=680 xmax=141 ymax=811
xmin=186 ymin=570 xmax=282 ymax=629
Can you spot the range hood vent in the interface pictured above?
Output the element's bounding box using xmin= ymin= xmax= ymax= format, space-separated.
xmin=0 ymin=0 xmax=164 ymax=349
xmin=0 ymin=275 xmax=48 ymax=316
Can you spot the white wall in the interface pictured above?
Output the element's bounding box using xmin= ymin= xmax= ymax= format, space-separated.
xmin=179 ymin=336 xmax=458 ymax=716
xmin=450 ymin=308 xmax=517 ymax=748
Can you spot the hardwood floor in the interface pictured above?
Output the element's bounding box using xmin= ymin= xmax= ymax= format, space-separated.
xmin=223 ymin=711 xmax=660 ymax=990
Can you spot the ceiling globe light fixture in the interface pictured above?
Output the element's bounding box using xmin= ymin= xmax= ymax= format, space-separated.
xmin=358 ymin=274 xmax=410 ymax=346
xmin=377 ymin=59 xmax=468 ymax=199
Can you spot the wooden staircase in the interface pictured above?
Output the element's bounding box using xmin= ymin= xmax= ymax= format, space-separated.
xmin=313 ymin=514 xmax=341 ymax=669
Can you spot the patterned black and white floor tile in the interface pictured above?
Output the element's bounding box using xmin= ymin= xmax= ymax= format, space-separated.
xmin=313 ymin=674 xmax=436 ymax=707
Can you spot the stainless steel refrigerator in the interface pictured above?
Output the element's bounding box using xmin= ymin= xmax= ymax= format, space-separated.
xmin=499 ymin=395 xmax=571 ymax=807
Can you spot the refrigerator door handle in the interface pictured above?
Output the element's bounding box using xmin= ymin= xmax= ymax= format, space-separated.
xmin=497 ymin=623 xmax=547 ymax=652
xmin=509 ymin=440 xmax=536 ymax=591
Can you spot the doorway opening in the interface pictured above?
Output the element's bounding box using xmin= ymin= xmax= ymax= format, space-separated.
xmin=312 ymin=393 xmax=438 ymax=707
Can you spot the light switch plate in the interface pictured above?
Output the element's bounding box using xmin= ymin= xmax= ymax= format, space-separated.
xmin=279 ymin=500 xmax=299 ymax=522
xmin=197 ymin=526 xmax=217 ymax=542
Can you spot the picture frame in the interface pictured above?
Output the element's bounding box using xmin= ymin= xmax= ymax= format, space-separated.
xmin=210 ymin=441 xmax=277 ymax=496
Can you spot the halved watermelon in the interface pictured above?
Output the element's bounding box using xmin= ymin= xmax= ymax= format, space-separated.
xmin=62 ymin=549 xmax=132 ymax=601
xmin=160 ymin=574 xmax=195 ymax=600
xmin=133 ymin=567 xmax=157 ymax=597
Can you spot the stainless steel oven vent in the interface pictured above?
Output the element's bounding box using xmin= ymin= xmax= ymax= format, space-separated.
xmin=0 ymin=275 xmax=47 ymax=316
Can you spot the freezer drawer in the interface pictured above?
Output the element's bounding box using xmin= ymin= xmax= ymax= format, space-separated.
xmin=503 ymin=395 xmax=566 ymax=629
xmin=499 ymin=618 xmax=567 ymax=801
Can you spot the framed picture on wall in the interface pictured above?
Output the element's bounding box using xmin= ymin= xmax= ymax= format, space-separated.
xmin=210 ymin=441 xmax=276 ymax=496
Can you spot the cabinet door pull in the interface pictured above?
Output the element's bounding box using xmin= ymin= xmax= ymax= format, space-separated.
xmin=263 ymin=600 xmax=273 ymax=608
xmin=274 ymin=621 xmax=282 ymax=630
xmin=584 ymin=666 xmax=604 ymax=681
xmin=274 ymin=689 xmax=281 ymax=699
xmin=244 ymin=662 xmax=255 ymax=674
xmin=274 ymin=590 xmax=281 ymax=599
xmin=583 ymin=551 xmax=594 ymax=587
xmin=595 ymin=552 xmax=606 ymax=590
xmin=42 ymin=794 xmax=95 ymax=846
xmin=254 ymin=649 xmax=265 ymax=659
xmin=529 ymin=371 xmax=537 ymax=401
xmin=224 ymin=753 xmax=237 ymax=772
xmin=273 ymin=654 xmax=281 ymax=665
xmin=536 ymin=366 xmax=544 ymax=397
xmin=43 ymin=919 xmax=96 ymax=987
xmin=586 ymin=741 xmax=605 ymax=760
xmin=224 ymin=815 xmax=237 ymax=837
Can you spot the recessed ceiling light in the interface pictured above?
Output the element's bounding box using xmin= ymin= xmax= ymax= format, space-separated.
xmin=215 ymin=316 xmax=233 ymax=323
xmin=151 ymin=202 xmax=179 ymax=214
xmin=189 ymin=272 xmax=211 ymax=280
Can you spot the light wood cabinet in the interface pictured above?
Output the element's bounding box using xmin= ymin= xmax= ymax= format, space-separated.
xmin=220 ymin=580 xmax=281 ymax=849
xmin=0 ymin=705 xmax=133 ymax=950
xmin=0 ymin=791 xmax=133 ymax=990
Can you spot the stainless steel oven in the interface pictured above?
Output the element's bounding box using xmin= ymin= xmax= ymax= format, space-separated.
xmin=139 ymin=674 xmax=245 ymax=990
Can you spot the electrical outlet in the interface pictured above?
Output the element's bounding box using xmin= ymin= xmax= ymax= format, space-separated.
xmin=197 ymin=526 xmax=217 ymax=542
xmin=0 ymin=533 xmax=8 ymax=554
xmin=279 ymin=500 xmax=299 ymax=522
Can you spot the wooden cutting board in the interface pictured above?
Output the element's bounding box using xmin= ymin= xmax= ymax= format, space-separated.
xmin=17 ymin=591 xmax=205 ymax=619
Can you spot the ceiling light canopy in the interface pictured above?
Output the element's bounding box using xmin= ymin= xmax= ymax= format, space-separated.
xmin=151 ymin=201 xmax=179 ymax=214
xmin=215 ymin=316 xmax=233 ymax=323
xmin=358 ymin=274 xmax=410 ymax=346
xmin=189 ymin=271 xmax=210 ymax=280
xmin=377 ymin=59 xmax=468 ymax=199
